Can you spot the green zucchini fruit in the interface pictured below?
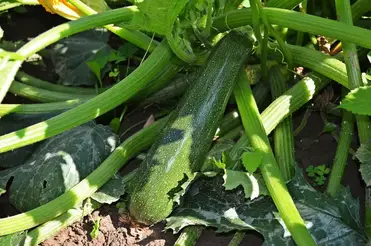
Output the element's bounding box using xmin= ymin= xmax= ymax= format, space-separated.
xmin=129 ymin=32 xmax=253 ymax=225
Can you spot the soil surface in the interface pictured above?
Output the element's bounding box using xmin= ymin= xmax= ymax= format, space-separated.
xmin=0 ymin=5 xmax=365 ymax=246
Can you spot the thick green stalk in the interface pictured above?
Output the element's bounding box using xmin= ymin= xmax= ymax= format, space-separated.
xmin=24 ymin=171 xmax=136 ymax=245
xmin=296 ymin=1 xmax=307 ymax=46
xmin=326 ymin=110 xmax=354 ymax=197
xmin=228 ymin=232 xmax=245 ymax=246
xmin=0 ymin=117 xmax=167 ymax=236
xmin=9 ymin=81 xmax=93 ymax=102
xmin=270 ymin=65 xmax=295 ymax=181
xmin=0 ymin=7 xmax=135 ymax=104
xmin=15 ymin=71 xmax=105 ymax=95
xmin=234 ymin=70 xmax=316 ymax=245
xmin=351 ymin=0 xmax=371 ymax=21
xmin=0 ymin=100 xmax=84 ymax=117
xmin=212 ymin=8 xmax=371 ymax=50
xmin=68 ymin=0 xmax=158 ymax=52
xmin=335 ymin=0 xmax=371 ymax=236
xmin=0 ymin=0 xmax=39 ymax=11
xmin=265 ymin=0 xmax=302 ymax=8
xmin=264 ymin=43 xmax=348 ymax=87
xmin=173 ymin=226 xmax=203 ymax=246
xmin=0 ymin=40 xmax=175 ymax=153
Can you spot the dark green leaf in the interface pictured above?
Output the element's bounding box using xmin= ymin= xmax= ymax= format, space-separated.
xmin=115 ymin=43 xmax=138 ymax=63
xmin=241 ymin=151 xmax=263 ymax=173
xmin=167 ymin=171 xmax=366 ymax=245
xmin=0 ymin=122 xmax=118 ymax=211
xmin=48 ymin=29 xmax=112 ymax=86
xmin=0 ymin=113 xmax=59 ymax=169
xmin=91 ymin=173 xmax=126 ymax=204
xmin=355 ymin=143 xmax=371 ymax=186
xmin=338 ymin=86 xmax=371 ymax=115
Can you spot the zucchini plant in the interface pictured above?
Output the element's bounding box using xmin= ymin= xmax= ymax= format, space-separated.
xmin=0 ymin=0 xmax=371 ymax=245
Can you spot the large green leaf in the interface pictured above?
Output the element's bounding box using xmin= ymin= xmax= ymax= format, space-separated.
xmin=355 ymin=143 xmax=371 ymax=186
xmin=166 ymin=171 xmax=366 ymax=245
xmin=128 ymin=0 xmax=188 ymax=35
xmin=0 ymin=122 xmax=118 ymax=211
xmin=47 ymin=29 xmax=112 ymax=86
xmin=0 ymin=113 xmax=58 ymax=169
xmin=338 ymin=86 xmax=371 ymax=115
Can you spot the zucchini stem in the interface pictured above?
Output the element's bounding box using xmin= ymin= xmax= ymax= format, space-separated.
xmin=234 ymin=70 xmax=316 ymax=246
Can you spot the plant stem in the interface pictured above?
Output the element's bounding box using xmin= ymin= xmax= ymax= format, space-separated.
xmin=212 ymin=8 xmax=371 ymax=50
xmin=0 ymin=117 xmax=167 ymax=236
xmin=326 ymin=110 xmax=354 ymax=197
xmin=0 ymin=40 xmax=175 ymax=153
xmin=173 ymin=226 xmax=203 ymax=246
xmin=9 ymin=81 xmax=93 ymax=102
xmin=24 ymin=171 xmax=137 ymax=245
xmin=335 ymin=0 xmax=371 ymax=237
xmin=228 ymin=232 xmax=245 ymax=246
xmin=269 ymin=65 xmax=295 ymax=181
xmin=296 ymin=1 xmax=307 ymax=46
xmin=265 ymin=0 xmax=302 ymax=9
xmin=0 ymin=100 xmax=85 ymax=117
xmin=15 ymin=71 xmax=106 ymax=95
xmin=351 ymin=0 xmax=371 ymax=21
xmin=0 ymin=7 xmax=135 ymax=104
xmin=234 ymin=70 xmax=316 ymax=246
xmin=68 ymin=0 xmax=158 ymax=52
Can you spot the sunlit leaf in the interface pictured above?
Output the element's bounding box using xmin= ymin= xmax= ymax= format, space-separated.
xmin=338 ymin=86 xmax=371 ymax=115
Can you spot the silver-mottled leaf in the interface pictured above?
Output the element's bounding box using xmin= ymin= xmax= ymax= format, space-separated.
xmin=0 ymin=113 xmax=58 ymax=168
xmin=166 ymin=171 xmax=366 ymax=245
xmin=0 ymin=122 xmax=118 ymax=211
xmin=355 ymin=143 xmax=371 ymax=186
xmin=48 ymin=29 xmax=111 ymax=86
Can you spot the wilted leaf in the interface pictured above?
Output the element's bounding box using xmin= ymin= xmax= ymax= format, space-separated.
xmin=167 ymin=171 xmax=366 ymax=245
xmin=355 ymin=143 xmax=371 ymax=186
xmin=338 ymin=86 xmax=371 ymax=115
xmin=0 ymin=122 xmax=118 ymax=211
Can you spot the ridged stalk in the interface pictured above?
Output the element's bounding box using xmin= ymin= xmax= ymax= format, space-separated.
xmin=0 ymin=7 xmax=136 ymax=104
xmin=9 ymin=81 xmax=93 ymax=102
xmin=326 ymin=110 xmax=354 ymax=197
xmin=335 ymin=0 xmax=371 ymax=237
xmin=234 ymin=70 xmax=316 ymax=246
xmin=15 ymin=71 xmax=105 ymax=95
xmin=0 ymin=40 xmax=175 ymax=153
xmin=68 ymin=0 xmax=158 ymax=52
xmin=173 ymin=226 xmax=203 ymax=246
xmin=228 ymin=232 xmax=245 ymax=246
xmin=0 ymin=100 xmax=85 ymax=117
xmin=0 ymin=117 xmax=167 ymax=236
xmin=269 ymin=65 xmax=295 ymax=181
xmin=212 ymin=8 xmax=371 ymax=50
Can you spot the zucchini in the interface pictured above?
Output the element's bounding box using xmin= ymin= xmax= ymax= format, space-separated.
xmin=129 ymin=32 xmax=253 ymax=224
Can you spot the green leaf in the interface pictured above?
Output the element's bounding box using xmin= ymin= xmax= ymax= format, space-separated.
xmin=0 ymin=113 xmax=59 ymax=169
xmin=0 ymin=122 xmax=118 ymax=211
xmin=166 ymin=171 xmax=367 ymax=245
xmin=129 ymin=0 xmax=188 ymax=35
xmin=115 ymin=43 xmax=139 ymax=63
xmin=0 ymin=231 xmax=27 ymax=246
xmin=90 ymin=217 xmax=101 ymax=239
xmin=241 ymin=151 xmax=263 ymax=173
xmin=223 ymin=169 xmax=268 ymax=199
xmin=355 ymin=143 xmax=371 ymax=186
xmin=322 ymin=122 xmax=337 ymax=133
xmin=47 ymin=29 xmax=112 ymax=86
xmin=338 ymin=86 xmax=371 ymax=115
xmin=202 ymin=139 xmax=235 ymax=171
xmin=109 ymin=117 xmax=121 ymax=133
xmin=91 ymin=173 xmax=126 ymax=204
